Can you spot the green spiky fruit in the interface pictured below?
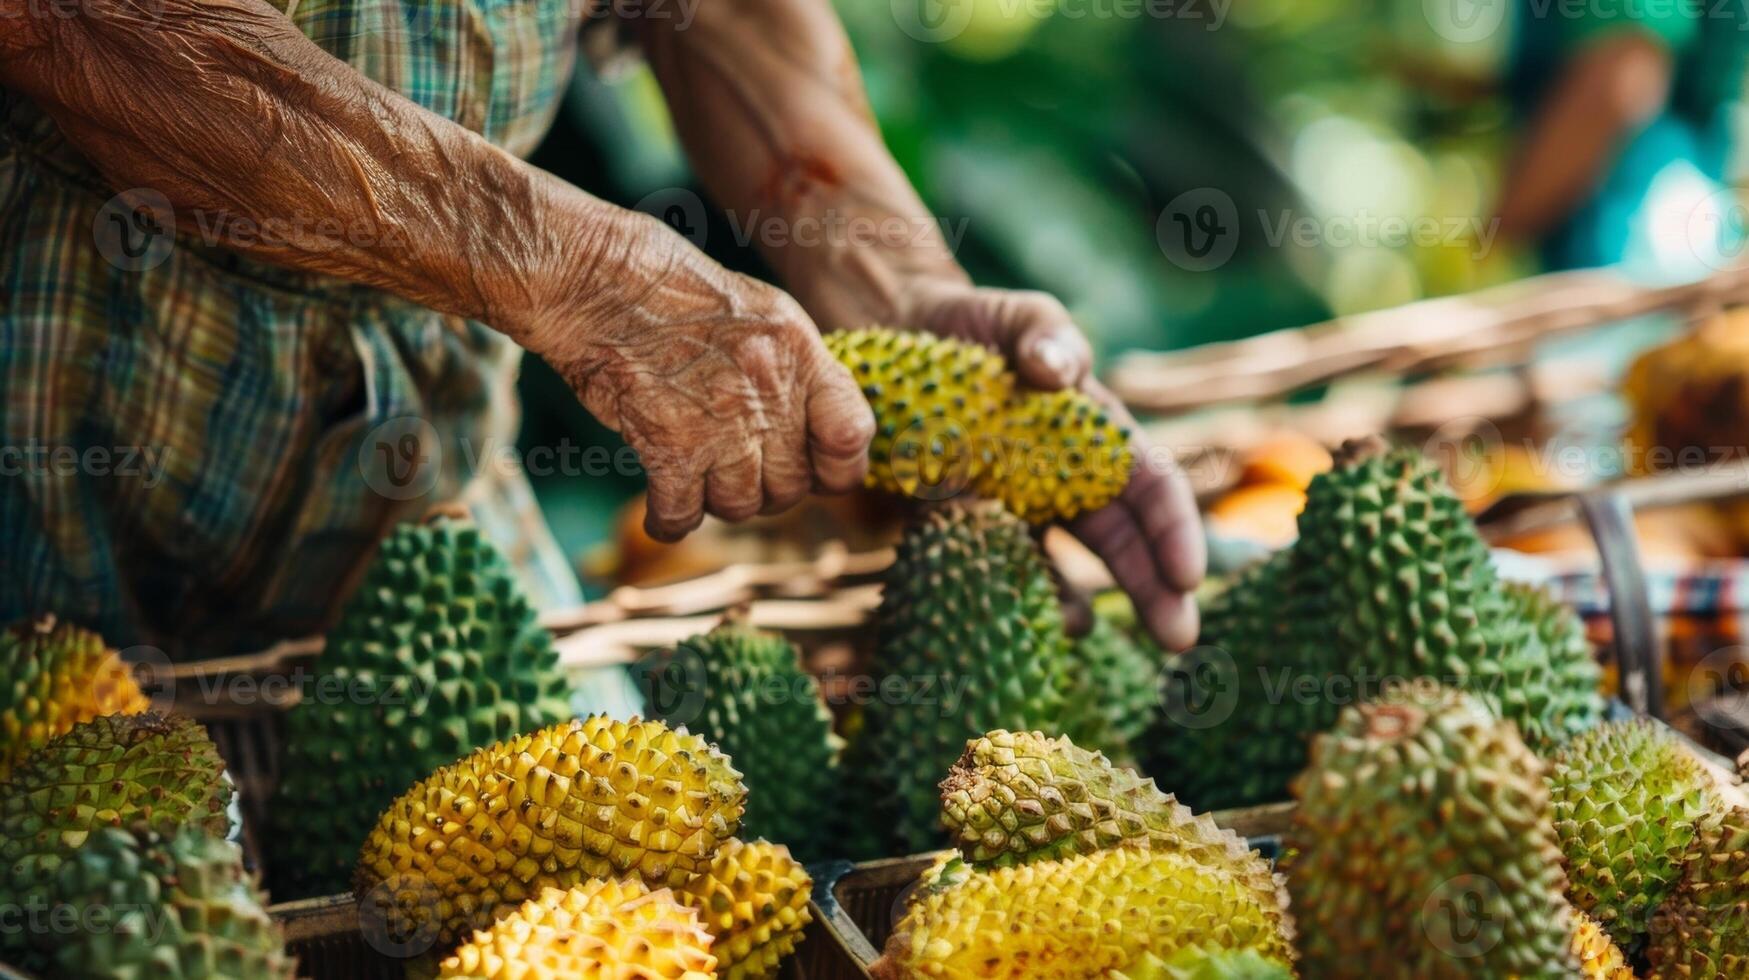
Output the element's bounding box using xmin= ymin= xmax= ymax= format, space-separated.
xmin=267 ymin=516 xmax=573 ymax=899
xmin=1115 ymin=947 xmax=1295 ymax=980
xmin=643 ymin=622 xmax=841 ymax=862
xmin=352 ymin=715 xmax=745 ymax=948
xmin=0 ymin=713 xmax=231 ymax=969
xmin=1494 ymin=582 xmax=1607 ymax=750
xmin=1291 ymin=439 xmax=1603 ymax=744
xmin=1141 ymin=549 xmax=1321 ymax=810
xmin=33 ymin=825 xmax=295 ymax=979
xmin=824 ymin=327 xmax=1011 ymax=499
xmin=938 ymin=729 xmax=1284 ymax=923
xmin=1059 ymin=592 xmax=1161 ymax=763
xmin=1 ymin=616 xmax=150 ymax=779
xmin=437 ymin=878 xmax=717 ymax=979
xmin=872 ymin=846 xmax=1294 ymax=978
xmin=1647 ymin=805 xmax=1749 ymax=977
xmin=855 ymin=501 xmax=1071 ymax=853
xmin=975 ymin=388 xmax=1132 ymax=523
xmin=1549 ymin=718 xmax=1720 ymax=948
xmin=1143 ymin=437 xmax=1604 ymax=810
xmin=1287 ymin=682 xmax=1580 ymax=978
xmin=677 ymin=839 xmax=811 ymax=980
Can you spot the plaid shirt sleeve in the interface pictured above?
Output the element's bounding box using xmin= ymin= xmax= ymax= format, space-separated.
xmin=0 ymin=0 xmax=588 ymax=657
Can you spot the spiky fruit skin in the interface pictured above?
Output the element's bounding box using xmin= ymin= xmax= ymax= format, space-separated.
xmin=1287 ymin=683 xmax=1581 ymax=978
xmin=1495 ymin=582 xmax=1607 ymax=749
xmin=1549 ymin=718 xmax=1719 ymax=948
xmin=1571 ymin=910 xmax=1634 ymax=980
xmin=858 ymin=501 xmax=1071 ymax=853
xmin=677 ymin=839 xmax=812 ymax=980
xmin=1647 ymin=805 xmax=1749 ymax=977
xmin=0 ymin=616 xmax=149 ymax=779
xmin=268 ymin=517 xmax=573 ymax=899
xmin=644 ymin=625 xmax=841 ymax=862
xmin=34 ymin=825 xmax=295 ymax=979
xmin=437 ymin=878 xmax=716 ymax=980
xmin=937 ymin=729 xmax=1284 ymax=924
xmin=1115 ymin=947 xmax=1295 ymax=980
xmin=1292 ymin=441 xmax=1602 ymax=743
xmin=1144 ymin=439 xmax=1603 ymax=809
xmin=353 ymin=716 xmax=746 ymax=948
xmin=872 ymin=846 xmax=1294 ymax=978
xmin=1059 ymin=593 xmax=1161 ymax=763
xmin=824 ymin=327 xmax=1010 ymax=499
xmin=0 ymin=712 xmax=231 ymax=966
xmin=975 ymin=388 xmax=1132 ymax=524
xmin=1141 ymin=550 xmax=1322 ymax=811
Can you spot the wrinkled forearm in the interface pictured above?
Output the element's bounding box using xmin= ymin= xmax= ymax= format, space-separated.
xmin=639 ymin=0 xmax=968 ymax=331
xmin=0 ymin=0 xmax=659 ymax=351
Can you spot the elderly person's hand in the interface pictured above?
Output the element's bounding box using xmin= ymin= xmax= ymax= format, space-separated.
xmin=641 ymin=0 xmax=1206 ymax=648
xmin=897 ymin=277 xmax=1205 ymax=650
xmin=527 ymin=221 xmax=873 ymax=541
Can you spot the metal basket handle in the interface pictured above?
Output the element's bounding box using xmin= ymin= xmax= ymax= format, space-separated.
xmin=1575 ymin=488 xmax=1661 ymax=719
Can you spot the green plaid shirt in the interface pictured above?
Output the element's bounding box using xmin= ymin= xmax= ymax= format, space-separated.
xmin=0 ymin=0 xmax=587 ymax=656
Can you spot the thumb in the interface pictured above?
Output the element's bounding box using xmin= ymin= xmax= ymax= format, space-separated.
xmin=1010 ymin=314 xmax=1093 ymax=390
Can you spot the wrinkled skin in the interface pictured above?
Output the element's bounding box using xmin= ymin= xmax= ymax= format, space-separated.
xmin=0 ymin=0 xmax=1202 ymax=647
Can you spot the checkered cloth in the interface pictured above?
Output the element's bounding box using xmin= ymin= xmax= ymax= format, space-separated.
xmin=0 ymin=0 xmax=588 ymax=657
xmin=1499 ymin=550 xmax=1749 ymax=717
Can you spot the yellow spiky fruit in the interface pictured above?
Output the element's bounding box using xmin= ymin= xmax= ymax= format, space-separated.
xmin=436 ymin=878 xmax=716 ymax=980
xmin=1571 ymin=910 xmax=1633 ymax=980
xmin=872 ymin=847 xmax=1293 ymax=978
xmin=1 ymin=615 xmax=149 ymax=778
xmin=677 ymin=839 xmax=812 ymax=980
xmin=824 ymin=327 xmax=1011 ymax=500
xmin=353 ymin=716 xmax=746 ymax=947
xmin=976 ymin=388 xmax=1132 ymax=523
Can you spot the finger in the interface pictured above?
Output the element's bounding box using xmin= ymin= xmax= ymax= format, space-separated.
xmin=760 ymin=423 xmax=811 ymax=515
xmin=1011 ymin=315 xmax=1093 ymax=391
xmin=1036 ymin=526 xmax=1093 ymax=637
xmin=1124 ymin=455 xmax=1207 ymax=594
xmin=805 ymin=356 xmax=875 ymax=494
xmin=1072 ymin=505 xmax=1198 ymax=650
xmin=705 ymin=449 xmax=764 ymax=523
xmin=644 ymin=462 xmax=707 ymax=543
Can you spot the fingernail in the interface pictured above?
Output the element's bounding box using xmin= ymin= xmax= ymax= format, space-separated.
xmin=1033 ymin=338 xmax=1072 ymax=379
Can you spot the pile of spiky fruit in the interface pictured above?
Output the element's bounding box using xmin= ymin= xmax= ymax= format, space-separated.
xmin=1286 ymin=679 xmax=1745 ymax=978
xmin=0 ymin=710 xmax=296 ymax=978
xmin=874 ymin=727 xmax=1295 ymax=976
xmin=271 ymin=516 xmax=818 ymax=977
xmin=1144 ymin=435 xmax=1607 ymax=810
xmin=825 ymin=326 xmax=1133 ymax=522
